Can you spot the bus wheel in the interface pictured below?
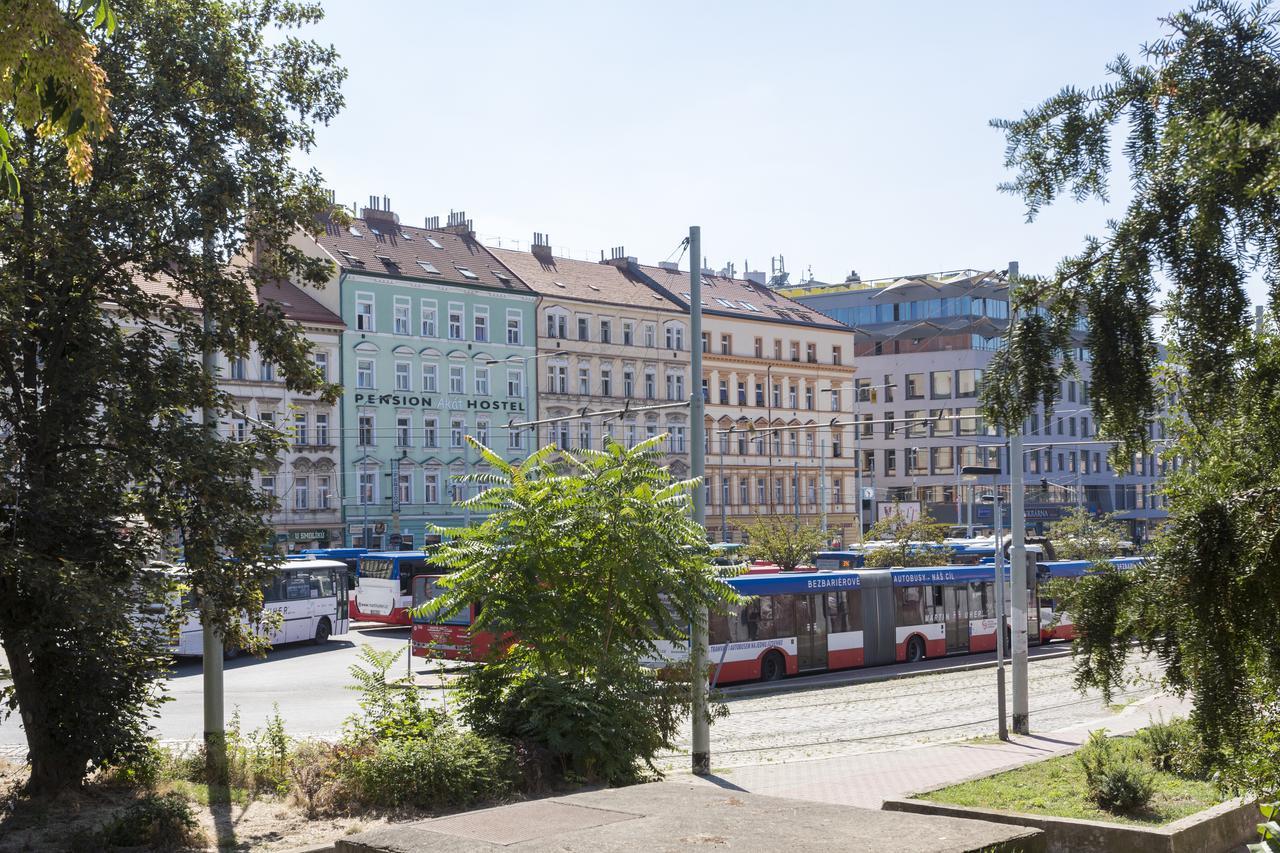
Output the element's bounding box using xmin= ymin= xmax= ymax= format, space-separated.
xmin=906 ymin=636 xmax=925 ymax=663
xmin=313 ymin=617 xmax=332 ymax=645
xmin=760 ymin=651 xmax=785 ymax=682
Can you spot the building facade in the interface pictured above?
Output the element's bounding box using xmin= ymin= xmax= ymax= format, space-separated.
xmin=488 ymin=241 xmax=691 ymax=474
xmin=296 ymin=206 xmax=538 ymax=548
xmin=635 ymin=262 xmax=859 ymax=544
xmin=785 ymin=269 xmax=1169 ymax=542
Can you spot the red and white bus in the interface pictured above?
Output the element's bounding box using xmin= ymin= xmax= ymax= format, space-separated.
xmin=1037 ymin=556 xmax=1143 ymax=643
xmin=352 ymin=551 xmax=433 ymax=625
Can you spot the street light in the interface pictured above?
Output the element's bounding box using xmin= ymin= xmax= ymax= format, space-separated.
xmin=962 ymin=464 xmax=1008 ymax=742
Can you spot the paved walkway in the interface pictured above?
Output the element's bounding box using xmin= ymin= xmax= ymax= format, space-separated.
xmin=675 ymin=692 xmax=1191 ymax=808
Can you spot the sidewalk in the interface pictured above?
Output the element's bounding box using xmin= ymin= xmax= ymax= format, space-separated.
xmin=675 ymin=692 xmax=1191 ymax=808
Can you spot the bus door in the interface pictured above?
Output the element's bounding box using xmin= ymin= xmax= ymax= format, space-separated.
xmin=794 ymin=594 xmax=829 ymax=671
xmin=859 ymin=570 xmax=896 ymax=666
xmin=334 ymin=567 xmax=350 ymax=634
xmin=943 ymin=585 xmax=969 ymax=653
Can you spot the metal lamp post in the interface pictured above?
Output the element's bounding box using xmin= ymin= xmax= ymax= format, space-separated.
xmin=963 ymin=464 xmax=1008 ymax=741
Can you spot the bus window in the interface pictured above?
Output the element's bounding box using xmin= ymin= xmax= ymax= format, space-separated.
xmin=968 ymin=581 xmax=994 ymax=619
xmin=768 ymin=596 xmax=796 ymax=638
xmin=285 ymin=572 xmax=311 ymax=601
xmin=846 ymin=590 xmax=863 ymax=632
xmin=895 ymin=585 xmax=925 ymax=626
xmin=262 ymin=575 xmax=285 ymax=603
xmin=708 ymin=612 xmax=730 ymax=645
xmin=315 ymin=571 xmax=334 ymax=598
xmin=827 ymin=590 xmax=863 ymax=633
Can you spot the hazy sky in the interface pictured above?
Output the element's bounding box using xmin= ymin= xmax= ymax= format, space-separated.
xmin=300 ymin=2 xmax=1261 ymax=301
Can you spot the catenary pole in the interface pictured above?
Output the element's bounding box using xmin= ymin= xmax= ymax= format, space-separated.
xmin=1007 ymin=261 xmax=1030 ymax=735
xmin=689 ymin=226 xmax=710 ymax=776
xmin=993 ymin=481 xmax=1009 ymax=741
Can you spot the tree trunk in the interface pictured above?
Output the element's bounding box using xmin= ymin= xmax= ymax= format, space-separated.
xmin=2 ymin=636 xmax=90 ymax=795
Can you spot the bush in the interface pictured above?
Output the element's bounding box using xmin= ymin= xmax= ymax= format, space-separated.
xmin=98 ymin=742 xmax=168 ymax=790
xmin=1138 ymin=716 xmax=1210 ymax=778
xmin=225 ymin=705 xmax=291 ymax=794
xmin=456 ymin=650 xmax=689 ymax=786
xmin=288 ymin=739 xmax=337 ymax=819
xmin=1077 ymin=729 xmax=1155 ymax=813
xmin=91 ymin=793 xmax=205 ymax=850
xmin=340 ymin=724 xmax=514 ymax=810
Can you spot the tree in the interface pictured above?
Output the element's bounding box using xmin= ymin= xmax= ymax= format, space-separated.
xmin=0 ymin=0 xmax=344 ymax=794
xmin=1047 ymin=508 xmax=1128 ymax=562
xmin=986 ymin=0 xmax=1280 ymax=793
xmin=742 ymin=518 xmax=826 ymax=571
xmin=861 ymin=505 xmax=951 ymax=568
xmin=1 ymin=0 xmax=117 ymax=194
xmin=424 ymin=437 xmax=739 ymax=782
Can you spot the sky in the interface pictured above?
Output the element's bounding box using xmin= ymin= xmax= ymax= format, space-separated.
xmin=298 ymin=1 xmax=1264 ymax=302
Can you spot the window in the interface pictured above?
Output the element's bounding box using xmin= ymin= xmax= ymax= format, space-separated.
xmin=509 ymin=425 xmax=524 ymax=450
xmin=625 ymin=424 xmax=637 ymax=447
xmin=577 ymin=365 xmax=591 ymax=395
xmin=905 ymin=409 xmax=928 ymax=438
xmin=755 ymin=383 xmax=765 ymax=407
xmin=315 ymin=413 xmax=329 ymax=446
xmin=449 ymin=365 xmax=465 ymax=394
xmin=393 ymin=298 xmax=410 ymax=334
xmin=907 ymin=447 xmax=928 ymax=476
xmin=622 ymin=321 xmax=634 ymax=346
xmin=788 ymin=385 xmax=798 ymax=408
xmin=644 ymin=369 xmax=656 ymax=399
xmin=293 ymin=412 xmax=308 ymax=446
xmin=546 ymin=313 xmax=567 ymax=339
xmin=356 ymin=359 xmax=374 ymax=389
xmin=506 ymin=310 xmax=522 ymax=344
xmin=623 ymin=367 xmax=635 ymax=397
xmin=507 ymin=369 xmax=523 ymax=397
xmin=423 ymin=416 xmax=438 ymax=448
xmin=421 ymin=301 xmax=438 ymax=336
xmin=578 ymin=422 xmax=592 ymax=449
xmin=475 ymin=367 xmax=490 ymax=395
xmin=316 ymin=476 xmax=331 ymax=510
xmin=806 ymin=342 xmax=817 ymax=363
xmin=718 ymin=379 xmax=728 ymax=404
xmin=804 ymin=385 xmax=814 ymax=410
xmin=394 ymin=471 xmax=412 ymax=506
xmin=773 ymin=339 xmax=783 ymax=359
xmin=599 ymin=319 xmax=612 ymax=344
xmin=756 ymin=478 xmax=767 ymax=504
xmin=358 ymin=413 xmax=375 ymax=446
xmin=931 ymin=446 xmax=955 ymax=475
xmin=355 ymin=294 xmax=374 ymax=331
xmin=832 ymin=345 xmax=842 ymax=365
xmin=396 ymin=413 xmax=411 ymax=447
xmin=260 ymin=360 xmax=275 ymax=382
xmin=884 ymin=448 xmax=897 ymax=475
xmin=790 ymin=342 xmax=800 ymax=362
xmin=956 ymin=369 xmax=982 ymax=398
xmin=476 ymin=419 xmax=490 ymax=446
xmin=448 ymin=304 xmax=463 ymax=340
xmin=578 ymin=316 xmax=590 ymax=341
xmin=357 ymin=469 xmax=376 ymax=504
xmin=600 ymin=366 xmax=612 ymax=397
xmin=719 ymin=333 xmax=730 ymax=354
xmin=313 ymin=351 xmax=329 ymax=381
xmin=905 ymin=373 xmax=925 ymax=399
xmin=738 ymin=382 xmax=747 ymax=405
xmin=931 ymin=370 xmax=952 ymax=398
xmin=548 ymin=364 xmax=568 ymax=394
xmin=474 ymin=307 xmax=489 ymax=342
xmin=665 ymin=324 xmax=685 ymax=351
xmin=771 ymin=383 xmax=781 ymax=407
xmin=670 ymin=426 xmax=687 ymax=453
xmin=229 ymin=357 xmax=246 ymax=381
xmin=450 ymin=418 xmax=465 ymax=448
xmin=422 ymin=471 xmax=439 ymax=503
xmin=666 ymin=373 xmax=684 ymax=401
xmin=260 ymin=475 xmax=275 ymax=499
xmin=644 ymin=324 xmax=656 ymax=348
xmin=788 ymin=432 xmax=798 ymax=457
xmin=394 ymin=361 xmax=411 ymax=391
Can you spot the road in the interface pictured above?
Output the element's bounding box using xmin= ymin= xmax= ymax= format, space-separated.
xmin=1 ymin=629 xmax=1165 ymax=765
xmin=0 ymin=624 xmax=430 ymax=750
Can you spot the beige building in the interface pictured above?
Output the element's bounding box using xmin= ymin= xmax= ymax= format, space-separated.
xmin=635 ymin=263 xmax=859 ymax=543
xmin=490 ymin=240 xmax=691 ymax=475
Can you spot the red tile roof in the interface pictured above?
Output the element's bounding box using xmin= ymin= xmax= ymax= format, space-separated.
xmin=637 ymin=264 xmax=848 ymax=331
xmin=314 ymin=216 xmax=531 ymax=294
xmin=130 ymin=269 xmax=343 ymax=327
xmin=487 ymin=248 xmax=682 ymax=311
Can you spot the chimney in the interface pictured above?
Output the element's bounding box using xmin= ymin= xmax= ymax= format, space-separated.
xmin=424 ymin=216 xmax=440 ymax=230
xmin=531 ymin=232 xmax=553 ymax=260
xmin=360 ymin=194 xmax=400 ymax=227
xmin=601 ymin=245 xmax=634 ymax=268
xmin=658 ymin=261 xmax=680 ymax=272
xmin=744 ymin=270 xmax=766 ymax=286
xmin=441 ymin=209 xmax=474 ymax=237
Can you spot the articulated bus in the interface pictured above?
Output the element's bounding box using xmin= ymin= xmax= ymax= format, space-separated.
xmin=352 ymin=551 xmax=434 ymax=625
xmin=1037 ymin=556 xmax=1144 ymax=642
xmin=170 ymin=558 xmax=350 ymax=656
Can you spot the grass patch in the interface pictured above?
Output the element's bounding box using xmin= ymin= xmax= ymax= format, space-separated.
xmin=159 ymin=778 xmax=254 ymax=806
xmin=918 ymin=737 xmax=1224 ymax=826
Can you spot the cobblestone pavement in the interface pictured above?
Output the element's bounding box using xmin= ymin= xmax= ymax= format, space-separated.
xmin=657 ymin=652 xmax=1167 ymax=772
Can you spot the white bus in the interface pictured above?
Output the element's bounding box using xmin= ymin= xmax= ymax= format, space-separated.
xmin=170 ymin=558 xmax=350 ymax=657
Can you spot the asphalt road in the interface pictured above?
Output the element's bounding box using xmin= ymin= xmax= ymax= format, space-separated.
xmin=0 ymin=624 xmax=429 ymax=749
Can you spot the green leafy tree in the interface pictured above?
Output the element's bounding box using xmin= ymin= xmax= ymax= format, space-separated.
xmin=0 ymin=0 xmax=344 ymax=794
xmin=423 ymin=436 xmax=739 ymax=783
xmin=861 ymin=505 xmax=951 ymax=568
xmin=742 ymin=518 xmax=826 ymax=571
xmin=986 ymin=0 xmax=1280 ymax=794
xmin=1047 ymin=508 xmax=1128 ymax=562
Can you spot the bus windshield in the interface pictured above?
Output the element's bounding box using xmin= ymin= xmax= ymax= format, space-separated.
xmin=410 ymin=575 xmax=471 ymax=626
